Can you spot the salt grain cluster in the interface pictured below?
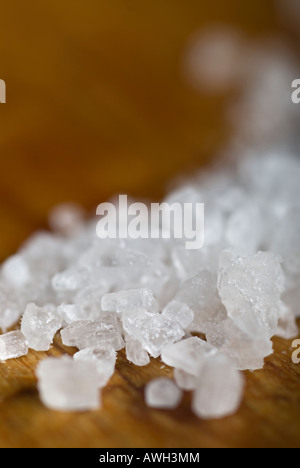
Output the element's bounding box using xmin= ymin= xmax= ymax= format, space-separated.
xmin=0 ymin=29 xmax=299 ymax=420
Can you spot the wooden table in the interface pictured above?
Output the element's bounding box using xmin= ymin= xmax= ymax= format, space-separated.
xmin=0 ymin=0 xmax=299 ymax=448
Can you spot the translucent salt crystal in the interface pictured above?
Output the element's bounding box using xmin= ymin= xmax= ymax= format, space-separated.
xmin=49 ymin=203 xmax=86 ymax=236
xmin=192 ymin=353 xmax=244 ymax=419
xmin=121 ymin=308 xmax=157 ymax=340
xmin=203 ymin=209 xmax=224 ymax=247
xmin=172 ymin=245 xmax=220 ymax=279
xmin=145 ymin=378 xmax=182 ymax=409
xmin=101 ymin=288 xmax=157 ymax=314
xmin=1 ymin=254 xmax=31 ymax=288
xmin=21 ymin=303 xmax=62 ymax=351
xmin=176 ymin=271 xmax=226 ymax=334
xmin=36 ymin=356 xmax=100 ymax=411
xmin=21 ymin=232 xmax=67 ymax=277
xmin=176 ymin=271 xmax=215 ymax=312
xmin=174 ymin=368 xmax=197 ymax=391
xmin=225 ymin=205 xmax=265 ymax=253
xmin=162 ymin=300 xmax=194 ymax=329
xmin=161 ymin=337 xmax=217 ymax=376
xmin=139 ymin=315 xmax=184 ymax=358
xmin=0 ymin=284 xmax=22 ymax=332
xmin=74 ymin=345 xmax=116 ymax=387
xmin=61 ymin=314 xmax=124 ymax=351
xmin=74 ymin=285 xmax=109 ymax=309
xmin=217 ymin=186 xmax=248 ymax=215
xmin=125 ymin=336 xmax=150 ymax=366
xmin=96 ymin=247 xmax=151 ymax=269
xmin=206 ymin=319 xmax=273 ymax=371
xmin=52 ymin=268 xmax=88 ymax=292
xmin=218 ymin=250 xmax=286 ymax=339
xmin=57 ymin=303 xmax=102 ymax=324
xmin=0 ymin=331 xmax=28 ymax=361
xmin=141 ymin=273 xmax=179 ymax=309
xmin=270 ymin=207 xmax=300 ymax=279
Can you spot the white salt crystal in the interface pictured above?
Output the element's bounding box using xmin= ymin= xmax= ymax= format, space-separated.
xmin=139 ymin=315 xmax=184 ymax=358
xmin=162 ymin=300 xmax=194 ymax=329
xmin=101 ymin=288 xmax=157 ymax=314
xmin=145 ymin=378 xmax=182 ymax=409
xmin=36 ymin=357 xmax=100 ymax=411
xmin=73 ymin=345 xmax=116 ymax=387
xmin=176 ymin=271 xmax=226 ymax=334
xmin=174 ymin=368 xmax=197 ymax=391
xmin=0 ymin=285 xmax=22 ymax=332
xmin=61 ymin=314 xmax=124 ymax=351
xmin=161 ymin=337 xmax=217 ymax=376
xmin=125 ymin=336 xmax=150 ymax=366
xmin=270 ymin=207 xmax=300 ymax=279
xmin=1 ymin=255 xmax=31 ymax=288
xmin=52 ymin=268 xmax=88 ymax=292
xmin=57 ymin=303 xmax=102 ymax=324
xmin=21 ymin=303 xmax=62 ymax=351
xmin=206 ymin=319 xmax=273 ymax=371
xmin=192 ymin=353 xmax=244 ymax=419
xmin=218 ymin=250 xmax=286 ymax=339
xmin=121 ymin=308 xmax=157 ymax=340
xmin=0 ymin=331 xmax=28 ymax=361
xmin=225 ymin=205 xmax=265 ymax=253
xmin=176 ymin=271 xmax=216 ymax=312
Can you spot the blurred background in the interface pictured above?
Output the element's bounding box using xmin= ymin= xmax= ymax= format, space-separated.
xmin=0 ymin=0 xmax=298 ymax=259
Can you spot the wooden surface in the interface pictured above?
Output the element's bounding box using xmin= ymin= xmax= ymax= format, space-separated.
xmin=0 ymin=0 xmax=300 ymax=448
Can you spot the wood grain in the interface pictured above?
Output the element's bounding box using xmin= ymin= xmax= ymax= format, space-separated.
xmin=0 ymin=0 xmax=300 ymax=448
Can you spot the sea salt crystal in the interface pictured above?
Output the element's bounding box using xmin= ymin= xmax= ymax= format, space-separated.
xmin=139 ymin=315 xmax=184 ymax=358
xmin=218 ymin=250 xmax=286 ymax=339
xmin=61 ymin=314 xmax=124 ymax=351
xmin=0 ymin=285 xmax=22 ymax=332
xmin=145 ymin=378 xmax=182 ymax=409
xmin=0 ymin=331 xmax=28 ymax=361
xmin=36 ymin=356 xmax=100 ymax=411
xmin=206 ymin=319 xmax=273 ymax=371
xmin=225 ymin=205 xmax=265 ymax=253
xmin=125 ymin=336 xmax=150 ymax=366
xmin=57 ymin=303 xmax=102 ymax=324
xmin=192 ymin=353 xmax=244 ymax=419
xmin=101 ymin=288 xmax=157 ymax=314
xmin=52 ymin=268 xmax=88 ymax=292
xmin=270 ymin=207 xmax=300 ymax=279
xmin=1 ymin=254 xmax=31 ymax=288
xmin=174 ymin=368 xmax=197 ymax=391
xmin=73 ymin=345 xmax=116 ymax=387
xmin=121 ymin=308 xmax=157 ymax=340
xmin=161 ymin=337 xmax=217 ymax=376
xmin=21 ymin=303 xmax=62 ymax=351
xmin=175 ymin=271 xmax=226 ymax=334
xmin=162 ymin=300 xmax=194 ymax=329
